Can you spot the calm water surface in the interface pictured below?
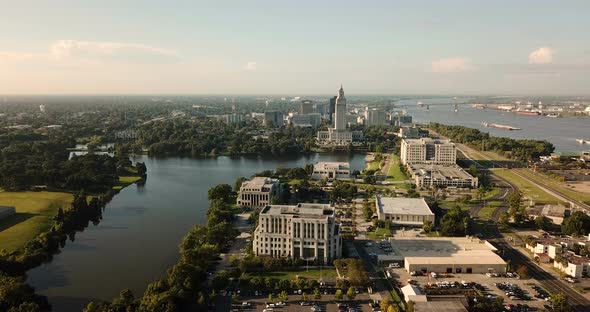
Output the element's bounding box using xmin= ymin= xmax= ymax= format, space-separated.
xmin=27 ymin=154 xmax=365 ymax=311
xmin=397 ymin=98 xmax=590 ymax=153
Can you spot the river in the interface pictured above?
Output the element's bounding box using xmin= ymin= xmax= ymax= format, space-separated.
xmin=396 ymin=98 xmax=590 ymax=154
xmin=26 ymin=153 xmax=366 ymax=311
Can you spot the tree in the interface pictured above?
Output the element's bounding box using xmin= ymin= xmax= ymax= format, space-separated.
xmin=313 ymin=288 xmax=321 ymax=300
xmin=208 ymin=184 xmax=233 ymax=201
xmin=535 ymin=216 xmax=552 ymax=231
xmin=422 ymin=220 xmax=433 ymax=233
xmin=561 ymin=211 xmax=590 ymax=236
xmin=516 ymin=265 xmax=530 ymax=279
xmin=278 ymin=290 xmax=288 ymax=302
xmin=234 ymin=176 xmax=247 ymax=192
xmin=346 ymin=287 xmax=356 ymax=300
xmin=335 ymin=289 xmax=343 ymax=300
xmin=440 ymin=206 xmax=469 ymax=236
xmin=550 ymin=293 xmax=571 ymax=312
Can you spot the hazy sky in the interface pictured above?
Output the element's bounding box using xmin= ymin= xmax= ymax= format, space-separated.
xmin=1 ymin=0 xmax=589 ymax=95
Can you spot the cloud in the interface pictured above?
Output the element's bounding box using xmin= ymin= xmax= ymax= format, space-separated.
xmin=0 ymin=40 xmax=178 ymax=65
xmin=431 ymin=57 xmax=473 ymax=73
xmin=528 ymin=47 xmax=553 ymax=64
xmin=244 ymin=61 xmax=257 ymax=71
xmin=49 ymin=40 xmax=178 ymax=59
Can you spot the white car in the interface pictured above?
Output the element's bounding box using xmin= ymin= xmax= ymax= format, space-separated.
xmin=275 ymin=302 xmax=287 ymax=307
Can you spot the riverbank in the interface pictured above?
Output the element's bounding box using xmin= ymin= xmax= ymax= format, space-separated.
xmin=0 ymin=175 xmax=143 ymax=254
xmin=0 ymin=191 xmax=73 ymax=252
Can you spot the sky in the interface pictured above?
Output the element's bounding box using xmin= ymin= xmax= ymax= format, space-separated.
xmin=1 ymin=0 xmax=589 ymax=95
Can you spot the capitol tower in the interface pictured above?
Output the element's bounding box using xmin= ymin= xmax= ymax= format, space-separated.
xmin=317 ymin=84 xmax=363 ymax=146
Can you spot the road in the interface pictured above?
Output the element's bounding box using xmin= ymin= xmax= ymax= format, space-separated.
xmin=492 ymin=237 xmax=590 ymax=312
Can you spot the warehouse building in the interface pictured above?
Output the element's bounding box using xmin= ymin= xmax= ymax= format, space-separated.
xmin=380 ymin=237 xmax=506 ymax=274
xmin=375 ymin=197 xmax=434 ymax=226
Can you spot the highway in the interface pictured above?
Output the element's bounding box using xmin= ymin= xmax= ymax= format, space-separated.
xmin=492 ymin=237 xmax=590 ymax=312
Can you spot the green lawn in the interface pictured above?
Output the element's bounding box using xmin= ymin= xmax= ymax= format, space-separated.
xmin=516 ymin=169 xmax=590 ymax=205
xmin=478 ymin=206 xmax=497 ymax=219
xmin=493 ymin=169 xmax=561 ymax=204
xmin=367 ymin=227 xmax=392 ymax=239
xmin=386 ymin=154 xmax=408 ymax=181
xmin=244 ymin=268 xmax=337 ymax=281
xmin=480 ymin=188 xmax=500 ymax=201
xmin=112 ymin=176 xmax=142 ymax=190
xmin=0 ymin=191 xmax=73 ymax=252
xmin=367 ymin=160 xmax=380 ymax=172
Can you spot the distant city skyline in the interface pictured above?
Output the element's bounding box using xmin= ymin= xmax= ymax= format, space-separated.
xmin=1 ymin=0 xmax=589 ymax=95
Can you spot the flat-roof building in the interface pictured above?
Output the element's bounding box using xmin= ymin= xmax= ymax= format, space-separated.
xmin=311 ymin=162 xmax=351 ymax=181
xmin=380 ymin=237 xmax=506 ymax=274
xmin=253 ymin=203 xmax=342 ymax=263
xmin=401 ymin=138 xmax=456 ymax=165
xmin=237 ymin=177 xmax=281 ymax=209
xmin=406 ymin=164 xmax=478 ymax=188
xmin=375 ymin=197 xmax=434 ymax=226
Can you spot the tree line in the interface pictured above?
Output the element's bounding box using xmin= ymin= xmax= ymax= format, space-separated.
xmin=429 ymin=123 xmax=554 ymax=161
xmin=83 ymin=186 xmax=240 ymax=311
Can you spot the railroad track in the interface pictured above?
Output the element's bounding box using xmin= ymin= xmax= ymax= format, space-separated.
xmin=512 ymin=169 xmax=590 ymax=212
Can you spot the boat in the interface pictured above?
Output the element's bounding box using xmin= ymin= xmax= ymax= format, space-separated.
xmin=417 ymin=101 xmax=424 ymax=108
xmin=576 ymin=139 xmax=588 ymax=144
xmin=515 ymin=111 xmax=541 ymax=116
xmin=546 ymin=113 xmax=560 ymax=118
xmin=482 ymin=122 xmax=522 ymax=130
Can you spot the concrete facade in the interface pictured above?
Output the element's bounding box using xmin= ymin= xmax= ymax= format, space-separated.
xmin=253 ymin=203 xmax=342 ymax=263
xmin=237 ymin=177 xmax=280 ymax=209
xmin=311 ymin=162 xmax=351 ymax=181
xmin=401 ymin=138 xmax=457 ymax=165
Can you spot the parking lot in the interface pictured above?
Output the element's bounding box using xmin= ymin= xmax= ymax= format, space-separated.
xmin=225 ymin=294 xmax=375 ymax=312
xmin=387 ymin=267 xmax=550 ymax=311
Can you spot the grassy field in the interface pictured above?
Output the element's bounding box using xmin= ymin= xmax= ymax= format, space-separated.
xmin=112 ymin=176 xmax=143 ymax=191
xmin=0 ymin=191 xmax=73 ymax=252
xmin=493 ymin=169 xmax=561 ymax=204
xmin=244 ymin=268 xmax=337 ymax=281
xmin=386 ymin=154 xmax=408 ymax=181
xmin=478 ymin=206 xmax=497 ymax=219
xmin=516 ymin=169 xmax=590 ymax=205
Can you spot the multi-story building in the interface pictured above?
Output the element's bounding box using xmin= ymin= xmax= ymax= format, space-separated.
xmin=406 ymin=164 xmax=479 ymax=188
xmin=364 ymin=108 xmax=387 ymax=126
xmin=290 ymin=113 xmax=322 ymax=127
xmin=525 ymin=236 xmax=590 ymax=278
xmin=311 ymin=162 xmax=351 ymax=181
xmin=391 ymin=114 xmax=413 ymax=127
xmin=237 ymin=177 xmax=281 ymax=209
xmin=317 ymin=86 xmax=363 ymax=145
xmin=400 ymin=138 xmax=457 ymax=165
xmin=253 ymin=203 xmax=342 ymax=263
xmin=263 ymin=111 xmax=283 ymax=127
xmin=300 ymin=100 xmax=314 ymax=114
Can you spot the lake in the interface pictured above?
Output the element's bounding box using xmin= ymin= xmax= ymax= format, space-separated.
xmin=26 ymin=153 xmax=366 ymax=311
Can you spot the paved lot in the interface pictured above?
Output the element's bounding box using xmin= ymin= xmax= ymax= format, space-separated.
xmin=388 ymin=267 xmax=550 ymax=310
xmin=230 ymin=295 xmax=374 ymax=312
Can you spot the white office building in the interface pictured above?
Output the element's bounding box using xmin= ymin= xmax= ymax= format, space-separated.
xmin=311 ymin=162 xmax=351 ymax=181
xmin=253 ymin=203 xmax=342 ymax=263
xmin=400 ymin=138 xmax=457 ymax=165
xmin=375 ymin=197 xmax=435 ymax=226
xmin=237 ymin=177 xmax=281 ymax=209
